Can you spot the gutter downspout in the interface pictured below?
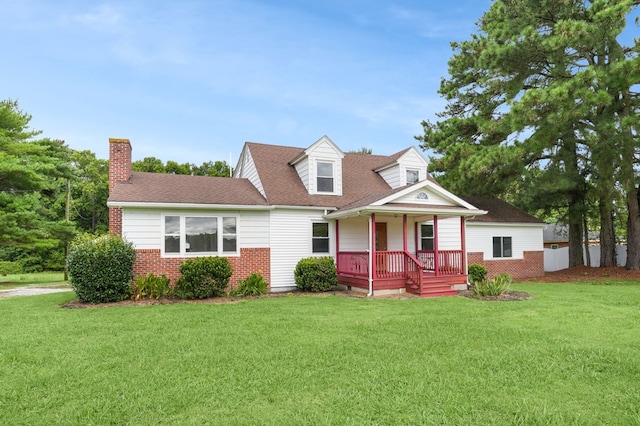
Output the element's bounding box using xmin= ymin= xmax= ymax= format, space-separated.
xmin=367 ymin=214 xmax=374 ymax=297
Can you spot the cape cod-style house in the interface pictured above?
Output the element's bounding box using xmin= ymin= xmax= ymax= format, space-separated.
xmin=107 ymin=136 xmax=544 ymax=296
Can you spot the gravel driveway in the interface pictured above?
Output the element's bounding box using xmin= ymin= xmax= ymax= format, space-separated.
xmin=0 ymin=286 xmax=72 ymax=298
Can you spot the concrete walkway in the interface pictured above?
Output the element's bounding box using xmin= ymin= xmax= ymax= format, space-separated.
xmin=0 ymin=286 xmax=73 ymax=298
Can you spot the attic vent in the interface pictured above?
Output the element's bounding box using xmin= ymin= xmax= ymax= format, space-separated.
xmin=416 ymin=192 xmax=428 ymax=200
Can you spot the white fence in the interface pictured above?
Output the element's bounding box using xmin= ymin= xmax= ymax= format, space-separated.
xmin=544 ymin=245 xmax=628 ymax=271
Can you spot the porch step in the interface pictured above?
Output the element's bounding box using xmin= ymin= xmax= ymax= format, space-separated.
xmin=405 ymin=282 xmax=458 ymax=297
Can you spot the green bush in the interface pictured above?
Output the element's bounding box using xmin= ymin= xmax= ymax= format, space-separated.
xmin=66 ymin=234 xmax=136 ymax=303
xmin=229 ymin=272 xmax=268 ymax=297
xmin=473 ymin=273 xmax=512 ymax=297
xmin=131 ymin=273 xmax=171 ymax=300
xmin=0 ymin=261 xmax=22 ymax=275
xmin=294 ymin=256 xmax=338 ymax=292
xmin=174 ymin=257 xmax=232 ymax=299
xmin=468 ymin=263 xmax=488 ymax=284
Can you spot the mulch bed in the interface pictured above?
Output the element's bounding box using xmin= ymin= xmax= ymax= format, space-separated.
xmin=525 ymin=265 xmax=640 ymax=282
xmin=61 ymin=266 xmax=640 ymax=308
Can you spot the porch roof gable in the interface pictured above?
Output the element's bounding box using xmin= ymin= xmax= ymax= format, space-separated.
xmin=325 ymin=180 xmax=487 ymax=219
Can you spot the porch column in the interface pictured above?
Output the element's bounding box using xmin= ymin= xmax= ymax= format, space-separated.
xmin=371 ymin=213 xmax=377 ymax=280
xmin=460 ymin=216 xmax=467 ymax=274
xmin=335 ymin=220 xmax=340 ymax=273
xmin=414 ymin=222 xmax=419 ymax=254
xmin=403 ymin=214 xmax=408 ymax=276
xmin=434 ymin=215 xmax=439 ymax=276
xmin=403 ymin=215 xmax=408 ymax=252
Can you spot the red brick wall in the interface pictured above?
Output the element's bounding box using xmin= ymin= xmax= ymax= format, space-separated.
xmin=108 ymin=138 xmax=132 ymax=193
xmin=132 ymin=247 xmax=271 ymax=289
xmin=108 ymin=138 xmax=130 ymax=237
xmin=468 ymin=251 xmax=544 ymax=280
xmin=109 ymin=207 xmax=123 ymax=236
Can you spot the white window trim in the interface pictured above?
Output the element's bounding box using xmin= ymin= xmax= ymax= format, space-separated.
xmin=314 ymin=159 xmax=337 ymax=195
xmin=310 ymin=220 xmax=332 ymax=255
xmin=406 ymin=168 xmax=420 ymax=185
xmin=420 ymin=224 xmax=434 ymax=251
xmin=161 ymin=213 xmax=239 ymax=257
xmin=492 ymin=236 xmax=512 ymax=259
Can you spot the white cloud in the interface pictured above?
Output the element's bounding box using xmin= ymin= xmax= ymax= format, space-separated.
xmin=70 ymin=4 xmax=122 ymax=30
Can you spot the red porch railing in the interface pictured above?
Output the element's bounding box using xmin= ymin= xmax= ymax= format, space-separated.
xmin=338 ymin=250 xmax=464 ymax=280
xmin=337 ymin=251 xmax=369 ymax=277
xmin=374 ymin=251 xmax=406 ymax=279
xmin=416 ymin=250 xmax=464 ymax=275
xmin=405 ymin=251 xmax=424 ymax=294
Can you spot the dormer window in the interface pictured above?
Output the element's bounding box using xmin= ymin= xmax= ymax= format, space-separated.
xmin=317 ymin=161 xmax=334 ymax=193
xmin=406 ymin=169 xmax=419 ymax=184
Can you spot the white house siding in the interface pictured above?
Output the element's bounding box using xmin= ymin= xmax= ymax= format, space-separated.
xmin=394 ymin=187 xmax=455 ymax=206
xmin=467 ymin=223 xmax=543 ymax=260
xmin=308 ymin=140 xmax=344 ymax=196
xmin=121 ymin=208 xmax=269 ymax=250
xmin=122 ymin=209 xmax=161 ymax=249
xmin=269 ymin=208 xmax=334 ymax=291
xmin=337 ymin=216 xmax=369 ymax=251
xmin=293 ymin=160 xmax=310 ymax=191
xmin=239 ymin=148 xmax=265 ymax=197
xmin=430 ymin=217 xmax=462 ymax=250
xmin=378 ymin=167 xmax=401 ymax=189
xmin=400 ymin=149 xmax=428 ymax=183
xmin=338 ymin=216 xmax=462 ymax=253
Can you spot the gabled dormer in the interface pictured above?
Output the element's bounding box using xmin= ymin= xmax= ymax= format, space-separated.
xmin=374 ymin=146 xmax=429 ymax=189
xmin=289 ymin=135 xmax=345 ymax=196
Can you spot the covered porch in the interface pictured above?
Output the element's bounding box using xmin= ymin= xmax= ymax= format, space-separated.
xmin=334 ymin=213 xmax=470 ymax=297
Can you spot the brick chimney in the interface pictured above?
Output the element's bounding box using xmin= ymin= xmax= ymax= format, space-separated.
xmin=108 ymin=138 xmax=131 ymax=236
xmin=109 ymin=138 xmax=132 ymax=194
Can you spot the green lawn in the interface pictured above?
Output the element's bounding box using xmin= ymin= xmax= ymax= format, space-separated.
xmin=1 ymin=282 xmax=639 ymax=425
xmin=0 ymin=271 xmax=67 ymax=288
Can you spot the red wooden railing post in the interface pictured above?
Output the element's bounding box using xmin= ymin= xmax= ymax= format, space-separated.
xmin=434 ymin=215 xmax=439 ymax=276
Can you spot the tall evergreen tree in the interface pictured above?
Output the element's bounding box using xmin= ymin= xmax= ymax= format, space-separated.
xmin=419 ymin=0 xmax=639 ymax=268
xmin=0 ymin=100 xmax=74 ymax=269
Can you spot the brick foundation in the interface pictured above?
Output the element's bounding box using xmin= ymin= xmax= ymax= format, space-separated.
xmin=468 ymin=251 xmax=544 ymax=280
xmin=132 ymin=247 xmax=271 ymax=289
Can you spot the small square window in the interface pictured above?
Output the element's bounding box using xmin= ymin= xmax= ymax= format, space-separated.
xmin=407 ymin=169 xmax=419 ymax=184
xmin=493 ymin=236 xmax=512 ymax=258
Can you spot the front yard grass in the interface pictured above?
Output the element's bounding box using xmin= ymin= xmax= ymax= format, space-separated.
xmin=0 ymin=271 xmax=67 ymax=289
xmin=1 ymin=281 xmax=639 ymax=425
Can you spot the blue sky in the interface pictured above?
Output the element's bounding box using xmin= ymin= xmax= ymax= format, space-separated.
xmin=1 ymin=0 xmax=492 ymax=165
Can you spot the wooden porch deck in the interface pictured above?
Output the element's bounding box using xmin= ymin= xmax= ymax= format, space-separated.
xmin=337 ymin=250 xmax=467 ymax=297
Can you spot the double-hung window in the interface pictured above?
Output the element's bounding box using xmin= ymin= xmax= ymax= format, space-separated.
xmin=312 ymin=222 xmax=330 ymax=253
xmin=492 ymin=236 xmax=512 ymax=258
xmin=420 ymin=224 xmax=434 ymax=250
xmin=163 ymin=215 xmax=237 ymax=256
xmin=317 ymin=161 xmax=334 ymax=193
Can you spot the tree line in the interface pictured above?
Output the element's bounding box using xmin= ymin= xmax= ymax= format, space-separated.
xmin=0 ymin=99 xmax=230 ymax=273
xmin=418 ymin=0 xmax=640 ymax=269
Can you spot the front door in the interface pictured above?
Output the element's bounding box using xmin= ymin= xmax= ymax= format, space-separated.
xmin=375 ymin=222 xmax=387 ymax=274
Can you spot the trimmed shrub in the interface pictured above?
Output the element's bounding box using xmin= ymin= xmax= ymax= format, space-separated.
xmin=131 ymin=273 xmax=171 ymax=300
xmin=468 ymin=263 xmax=488 ymax=285
xmin=66 ymin=234 xmax=136 ymax=303
xmin=294 ymin=256 xmax=338 ymax=292
xmin=174 ymin=256 xmax=232 ymax=299
xmin=229 ymin=272 xmax=268 ymax=297
xmin=473 ymin=273 xmax=512 ymax=297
